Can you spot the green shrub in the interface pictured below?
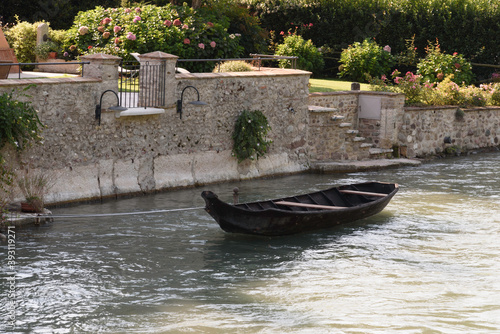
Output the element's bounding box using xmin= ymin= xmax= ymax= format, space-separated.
xmin=338 ymin=39 xmax=394 ymax=82
xmin=70 ymin=4 xmax=244 ymax=72
xmin=4 ymin=19 xmax=74 ymax=64
xmin=491 ymin=85 xmax=500 ymax=106
xmin=247 ymin=0 xmax=500 ymax=77
xmin=207 ymin=0 xmax=268 ymax=55
xmin=232 ymin=110 xmax=272 ymax=163
xmin=4 ymin=20 xmax=45 ymax=65
xmin=214 ymin=60 xmax=252 ymax=72
xmin=417 ymin=40 xmax=474 ymax=85
xmin=370 ymin=73 xmax=499 ymax=107
xmin=0 ymin=87 xmax=44 ymax=200
xmin=275 ymin=33 xmax=324 ymax=74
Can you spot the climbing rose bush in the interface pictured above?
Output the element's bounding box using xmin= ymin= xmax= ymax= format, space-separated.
xmin=69 ymin=4 xmax=243 ymax=72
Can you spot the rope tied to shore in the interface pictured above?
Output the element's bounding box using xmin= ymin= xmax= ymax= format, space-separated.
xmin=33 ymin=206 xmax=205 ymax=219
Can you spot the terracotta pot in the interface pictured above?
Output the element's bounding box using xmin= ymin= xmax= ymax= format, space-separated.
xmin=0 ymin=60 xmax=12 ymax=79
xmin=21 ymin=202 xmax=38 ymax=213
xmin=48 ymin=52 xmax=57 ymax=59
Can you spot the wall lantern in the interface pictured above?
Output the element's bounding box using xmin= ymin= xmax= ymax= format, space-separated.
xmin=95 ymin=90 xmax=127 ymax=125
xmin=176 ymin=85 xmax=207 ymax=119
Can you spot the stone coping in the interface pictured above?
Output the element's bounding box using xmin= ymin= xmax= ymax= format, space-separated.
xmin=176 ymin=68 xmax=311 ymax=80
xmin=0 ymin=76 xmax=99 ymax=87
xmin=309 ymin=90 xmax=403 ymax=97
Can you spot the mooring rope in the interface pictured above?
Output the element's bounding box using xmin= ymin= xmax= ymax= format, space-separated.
xmin=34 ymin=206 xmax=205 ymax=219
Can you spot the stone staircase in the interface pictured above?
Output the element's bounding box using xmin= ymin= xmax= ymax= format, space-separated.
xmin=308 ymin=105 xmax=393 ymax=161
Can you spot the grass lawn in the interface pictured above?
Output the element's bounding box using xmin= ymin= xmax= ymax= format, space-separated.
xmin=309 ymin=78 xmax=370 ymax=93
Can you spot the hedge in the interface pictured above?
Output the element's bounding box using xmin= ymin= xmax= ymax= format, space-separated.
xmin=246 ymin=0 xmax=500 ymax=78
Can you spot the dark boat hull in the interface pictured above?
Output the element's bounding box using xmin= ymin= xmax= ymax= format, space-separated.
xmin=201 ymin=182 xmax=398 ymax=236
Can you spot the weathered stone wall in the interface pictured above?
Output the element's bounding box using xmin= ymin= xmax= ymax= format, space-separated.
xmin=307 ymin=91 xmax=405 ymax=160
xmin=0 ymin=56 xmax=311 ymax=204
xmin=399 ymin=106 xmax=500 ymax=157
xmin=2 ymin=53 xmax=499 ymax=205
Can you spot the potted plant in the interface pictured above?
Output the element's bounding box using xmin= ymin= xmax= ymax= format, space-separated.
xmin=34 ymin=41 xmax=59 ymax=60
xmin=17 ymin=170 xmax=54 ymax=213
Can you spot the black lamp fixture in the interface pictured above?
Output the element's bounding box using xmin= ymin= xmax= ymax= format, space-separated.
xmin=176 ymin=85 xmax=207 ymax=119
xmin=95 ymin=90 xmax=127 ymax=125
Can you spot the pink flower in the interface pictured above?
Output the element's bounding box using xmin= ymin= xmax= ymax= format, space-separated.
xmin=133 ymin=16 xmax=141 ymax=23
xmin=207 ymin=22 xmax=214 ymax=28
xmin=453 ymin=52 xmax=458 ymax=56
xmin=198 ymin=43 xmax=205 ymax=49
xmin=135 ymin=7 xmax=141 ymax=12
xmin=437 ymin=73 xmax=444 ymax=80
xmin=383 ymin=45 xmax=391 ymax=53
xmin=126 ymin=32 xmax=136 ymax=41
xmin=114 ymin=26 xmax=121 ymax=33
xmin=164 ymin=20 xmax=172 ymax=27
xmin=173 ymin=19 xmax=182 ymax=26
xmin=183 ymin=38 xmax=190 ymax=44
xmin=455 ymin=63 xmax=461 ymax=69
xmin=78 ymin=26 xmax=89 ymax=35
xmin=69 ymin=45 xmax=77 ymax=51
xmin=309 ymin=23 xmax=313 ymax=27
xmin=210 ymin=41 xmax=216 ymax=48
xmin=381 ymin=75 xmax=387 ymax=81
xmin=98 ymin=26 xmax=105 ymax=33
xmin=124 ymin=8 xmax=132 ymax=13
xmin=103 ymin=32 xmax=110 ymax=39
xmin=280 ymin=31 xmax=284 ymax=35
xmin=101 ymin=17 xmax=112 ymax=25
xmin=114 ymin=37 xmax=120 ymax=44
xmin=182 ymin=24 xmax=189 ymax=29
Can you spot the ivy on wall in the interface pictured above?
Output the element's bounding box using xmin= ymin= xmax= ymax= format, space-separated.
xmin=232 ymin=109 xmax=272 ymax=163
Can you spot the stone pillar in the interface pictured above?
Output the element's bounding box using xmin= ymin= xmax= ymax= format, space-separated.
xmin=80 ymin=53 xmax=122 ymax=107
xmin=136 ymin=51 xmax=178 ymax=108
xmin=36 ymin=23 xmax=49 ymax=46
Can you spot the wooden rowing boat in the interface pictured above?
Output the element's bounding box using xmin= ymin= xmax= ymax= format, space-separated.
xmin=201 ymin=182 xmax=399 ymax=236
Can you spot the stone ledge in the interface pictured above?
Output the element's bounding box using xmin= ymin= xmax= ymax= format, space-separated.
xmin=115 ymin=107 xmax=165 ymax=118
xmin=369 ymin=148 xmax=394 ymax=155
xmin=310 ymin=158 xmax=422 ymax=173
xmin=308 ymin=105 xmax=338 ymax=113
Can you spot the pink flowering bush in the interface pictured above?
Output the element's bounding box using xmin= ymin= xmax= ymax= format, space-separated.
xmin=70 ymin=4 xmax=243 ymax=71
xmin=416 ymin=40 xmax=474 ymax=85
xmin=370 ymin=72 xmax=500 ymax=107
xmin=369 ymin=70 xmax=423 ymax=104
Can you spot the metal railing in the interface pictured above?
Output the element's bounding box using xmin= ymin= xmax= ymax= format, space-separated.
xmin=118 ymin=60 xmax=166 ymax=108
xmin=0 ymin=61 xmax=89 ymax=79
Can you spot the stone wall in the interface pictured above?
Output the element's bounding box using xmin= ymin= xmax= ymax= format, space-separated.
xmin=0 ymin=53 xmax=311 ymax=204
xmin=308 ymin=91 xmax=405 ymax=160
xmin=399 ymin=106 xmax=500 ymax=157
xmin=2 ymin=52 xmax=499 ymax=205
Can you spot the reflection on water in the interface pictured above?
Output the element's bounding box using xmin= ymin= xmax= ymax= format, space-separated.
xmin=1 ymin=152 xmax=500 ymax=333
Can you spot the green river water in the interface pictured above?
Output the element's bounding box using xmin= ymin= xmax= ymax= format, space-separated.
xmin=1 ymin=152 xmax=499 ymax=333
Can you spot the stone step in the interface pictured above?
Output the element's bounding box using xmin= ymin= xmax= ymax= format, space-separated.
xmin=369 ymin=148 xmax=394 ymax=155
xmin=339 ymin=122 xmax=352 ymax=128
xmin=331 ymin=115 xmax=345 ymax=121
xmin=346 ymin=129 xmax=359 ymax=135
xmin=352 ymin=136 xmax=366 ymax=142
xmin=360 ymin=143 xmax=373 ymax=148
xmin=308 ymin=105 xmax=338 ymax=113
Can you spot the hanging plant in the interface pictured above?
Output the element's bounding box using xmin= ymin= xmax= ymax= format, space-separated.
xmin=232 ymin=109 xmax=272 ymax=163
